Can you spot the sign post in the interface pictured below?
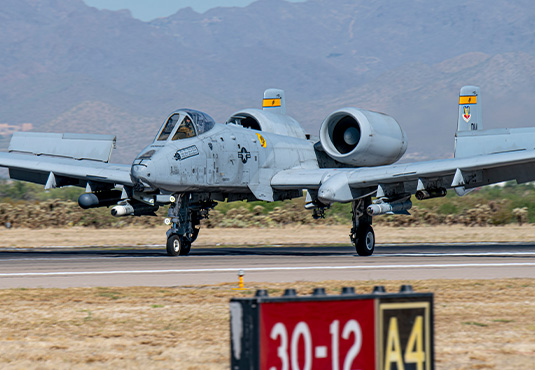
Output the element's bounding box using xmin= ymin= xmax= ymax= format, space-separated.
xmin=230 ymin=286 xmax=433 ymax=370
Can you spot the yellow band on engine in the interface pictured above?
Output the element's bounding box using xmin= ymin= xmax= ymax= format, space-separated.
xmin=263 ymin=98 xmax=281 ymax=108
xmin=459 ymin=95 xmax=477 ymax=105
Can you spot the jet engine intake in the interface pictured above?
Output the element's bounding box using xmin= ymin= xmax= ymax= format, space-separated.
xmin=319 ymin=108 xmax=407 ymax=166
xmin=226 ymin=109 xmax=307 ymax=139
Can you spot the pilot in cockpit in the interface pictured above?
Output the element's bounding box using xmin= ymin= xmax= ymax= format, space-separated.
xmin=173 ymin=116 xmax=196 ymax=140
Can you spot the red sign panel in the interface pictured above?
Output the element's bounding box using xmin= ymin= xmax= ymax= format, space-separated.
xmin=259 ymin=299 xmax=375 ymax=370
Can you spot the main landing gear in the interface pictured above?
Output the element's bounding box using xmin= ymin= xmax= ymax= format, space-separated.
xmin=350 ymin=197 xmax=375 ymax=256
xmin=165 ymin=193 xmax=215 ymax=256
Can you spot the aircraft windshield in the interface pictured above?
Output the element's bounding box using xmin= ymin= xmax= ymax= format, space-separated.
xmin=173 ymin=109 xmax=218 ymax=140
xmin=156 ymin=110 xmax=216 ymax=142
xmin=172 ymin=116 xmax=196 ymax=140
xmin=157 ymin=113 xmax=180 ymax=141
xmin=184 ymin=109 xmax=216 ymax=135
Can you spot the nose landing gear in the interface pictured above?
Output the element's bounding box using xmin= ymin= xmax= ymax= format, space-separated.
xmin=165 ymin=193 xmax=215 ymax=256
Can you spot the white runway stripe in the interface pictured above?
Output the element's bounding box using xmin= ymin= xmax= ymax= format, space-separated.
xmin=1 ymin=262 xmax=535 ymax=277
xmin=375 ymin=252 xmax=535 ymax=257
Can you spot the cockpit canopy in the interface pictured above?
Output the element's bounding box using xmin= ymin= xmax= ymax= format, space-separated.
xmin=155 ymin=109 xmax=216 ymax=142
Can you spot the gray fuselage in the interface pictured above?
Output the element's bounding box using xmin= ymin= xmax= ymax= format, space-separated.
xmin=131 ymin=123 xmax=318 ymax=199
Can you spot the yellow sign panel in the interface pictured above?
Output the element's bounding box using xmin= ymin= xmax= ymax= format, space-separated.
xmin=262 ymin=98 xmax=281 ymax=108
xmin=256 ymin=133 xmax=267 ymax=148
xmin=379 ymin=301 xmax=432 ymax=370
xmin=459 ymin=95 xmax=477 ymax=105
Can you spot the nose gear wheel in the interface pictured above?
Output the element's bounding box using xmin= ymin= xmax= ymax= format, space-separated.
xmin=165 ymin=193 xmax=216 ymax=256
xmin=166 ymin=234 xmax=191 ymax=256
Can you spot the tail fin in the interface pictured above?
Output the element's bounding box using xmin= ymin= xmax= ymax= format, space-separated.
xmin=262 ymin=88 xmax=286 ymax=115
xmin=454 ymin=85 xmax=535 ymax=159
xmin=457 ymin=85 xmax=481 ymax=132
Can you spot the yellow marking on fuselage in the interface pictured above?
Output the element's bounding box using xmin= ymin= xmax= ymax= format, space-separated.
xmin=256 ymin=133 xmax=267 ymax=148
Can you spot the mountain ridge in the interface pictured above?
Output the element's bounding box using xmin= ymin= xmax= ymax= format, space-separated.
xmin=0 ymin=0 xmax=534 ymax=162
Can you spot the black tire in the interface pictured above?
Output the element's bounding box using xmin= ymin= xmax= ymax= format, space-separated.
xmin=354 ymin=224 xmax=375 ymax=256
xmin=166 ymin=234 xmax=184 ymax=256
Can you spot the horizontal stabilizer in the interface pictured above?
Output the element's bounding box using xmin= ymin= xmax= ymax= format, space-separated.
xmin=455 ymin=127 xmax=535 ymax=158
xmin=8 ymin=132 xmax=116 ymax=162
xmin=454 ymin=86 xmax=535 ymax=158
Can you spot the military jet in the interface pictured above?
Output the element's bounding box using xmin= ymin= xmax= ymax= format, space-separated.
xmin=1 ymin=86 xmax=535 ymax=256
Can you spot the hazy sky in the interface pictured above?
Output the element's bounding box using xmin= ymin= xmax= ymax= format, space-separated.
xmin=83 ymin=0 xmax=305 ymax=21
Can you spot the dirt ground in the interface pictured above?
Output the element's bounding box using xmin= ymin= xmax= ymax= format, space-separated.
xmin=0 ymin=227 xmax=534 ymax=368
xmin=0 ymin=279 xmax=533 ymax=369
xmin=1 ymin=224 xmax=535 ymax=248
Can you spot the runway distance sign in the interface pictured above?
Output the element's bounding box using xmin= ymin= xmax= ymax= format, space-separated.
xmin=230 ymin=288 xmax=434 ymax=370
xmin=260 ymin=299 xmax=375 ymax=370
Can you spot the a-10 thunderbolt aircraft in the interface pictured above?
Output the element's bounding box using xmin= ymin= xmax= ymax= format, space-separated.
xmin=1 ymin=86 xmax=535 ymax=256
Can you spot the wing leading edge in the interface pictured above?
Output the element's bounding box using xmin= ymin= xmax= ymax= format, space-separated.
xmin=0 ymin=152 xmax=133 ymax=188
xmin=271 ymin=148 xmax=535 ymax=203
xmin=0 ymin=132 xmax=133 ymax=190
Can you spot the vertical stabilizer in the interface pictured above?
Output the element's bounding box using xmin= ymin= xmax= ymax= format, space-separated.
xmin=262 ymin=88 xmax=286 ymax=115
xmin=457 ymin=85 xmax=481 ymax=132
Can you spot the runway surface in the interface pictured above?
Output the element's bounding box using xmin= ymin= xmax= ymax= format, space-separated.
xmin=1 ymin=243 xmax=535 ymax=288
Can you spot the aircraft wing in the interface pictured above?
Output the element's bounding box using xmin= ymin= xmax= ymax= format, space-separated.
xmin=271 ymin=149 xmax=535 ymax=203
xmin=0 ymin=132 xmax=133 ymax=190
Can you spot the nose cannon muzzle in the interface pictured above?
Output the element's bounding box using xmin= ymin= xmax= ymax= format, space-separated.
xmin=131 ymin=161 xmax=154 ymax=190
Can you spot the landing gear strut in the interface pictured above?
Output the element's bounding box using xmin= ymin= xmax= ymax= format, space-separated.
xmin=350 ymin=197 xmax=375 ymax=256
xmin=165 ymin=193 xmax=215 ymax=256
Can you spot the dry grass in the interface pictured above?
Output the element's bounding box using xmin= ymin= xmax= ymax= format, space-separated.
xmin=1 ymin=226 xmax=534 ymax=368
xmin=0 ymin=279 xmax=533 ymax=369
xmin=1 ymin=224 xmax=535 ymax=248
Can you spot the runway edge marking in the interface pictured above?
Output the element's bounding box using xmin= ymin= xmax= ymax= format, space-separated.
xmin=2 ymin=262 xmax=535 ymax=277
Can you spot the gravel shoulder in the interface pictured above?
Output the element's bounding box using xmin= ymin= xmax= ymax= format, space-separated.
xmin=1 ymin=226 xmax=533 ymax=368
xmin=1 ymin=224 xmax=535 ymax=248
xmin=0 ymin=279 xmax=533 ymax=369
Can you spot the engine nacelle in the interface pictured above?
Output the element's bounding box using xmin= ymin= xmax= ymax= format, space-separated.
xmin=319 ymin=108 xmax=407 ymax=166
xmin=226 ymin=109 xmax=307 ymax=139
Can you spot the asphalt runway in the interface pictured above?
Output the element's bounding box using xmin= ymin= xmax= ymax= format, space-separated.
xmin=0 ymin=243 xmax=535 ymax=288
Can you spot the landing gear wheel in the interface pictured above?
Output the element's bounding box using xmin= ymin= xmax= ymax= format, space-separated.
xmin=167 ymin=234 xmax=188 ymax=256
xmin=354 ymin=224 xmax=375 ymax=256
